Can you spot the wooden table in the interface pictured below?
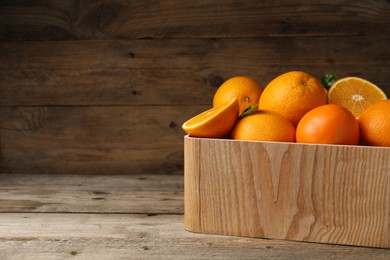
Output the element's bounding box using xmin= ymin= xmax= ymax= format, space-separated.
xmin=0 ymin=173 xmax=388 ymax=259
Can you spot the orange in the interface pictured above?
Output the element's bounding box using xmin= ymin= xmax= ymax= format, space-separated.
xmin=213 ymin=76 xmax=263 ymax=116
xmin=327 ymin=77 xmax=387 ymax=118
xmin=182 ymin=98 xmax=239 ymax=138
xmin=358 ymin=99 xmax=390 ymax=147
xmin=258 ymin=71 xmax=327 ymax=127
xmin=232 ymin=110 xmax=295 ymax=142
xmin=296 ymin=104 xmax=359 ymax=145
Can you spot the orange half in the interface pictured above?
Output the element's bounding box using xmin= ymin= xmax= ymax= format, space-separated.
xmin=327 ymin=77 xmax=387 ymax=118
xmin=182 ymin=98 xmax=239 ymax=138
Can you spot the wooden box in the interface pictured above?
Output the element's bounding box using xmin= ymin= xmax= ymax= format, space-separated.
xmin=184 ymin=136 xmax=390 ymax=248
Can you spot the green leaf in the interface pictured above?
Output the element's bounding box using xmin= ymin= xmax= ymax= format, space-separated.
xmin=321 ymin=74 xmax=338 ymax=90
xmin=238 ymin=103 xmax=258 ymax=120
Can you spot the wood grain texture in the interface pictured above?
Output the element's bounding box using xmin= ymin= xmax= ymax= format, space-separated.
xmin=1 ymin=0 xmax=389 ymax=176
xmin=0 ymin=173 xmax=183 ymax=214
xmin=184 ymin=135 xmax=201 ymax=231
xmin=0 ymin=173 xmax=387 ymax=259
xmin=1 ymin=37 xmax=389 ymax=106
xmin=0 ymin=106 xmax=207 ymax=174
xmin=1 ymin=1 xmax=389 ymax=256
xmin=0 ymin=0 xmax=389 ymax=40
xmin=184 ymin=136 xmax=390 ymax=248
xmin=1 ymin=213 xmax=388 ymax=259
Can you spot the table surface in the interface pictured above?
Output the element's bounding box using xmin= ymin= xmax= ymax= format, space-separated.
xmin=0 ymin=173 xmax=388 ymax=259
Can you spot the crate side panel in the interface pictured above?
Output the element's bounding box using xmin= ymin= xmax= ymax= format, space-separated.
xmin=189 ymin=137 xmax=390 ymax=248
xmin=184 ymin=136 xmax=202 ymax=231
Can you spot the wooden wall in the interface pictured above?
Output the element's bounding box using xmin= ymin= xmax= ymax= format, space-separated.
xmin=1 ymin=0 xmax=389 ymax=174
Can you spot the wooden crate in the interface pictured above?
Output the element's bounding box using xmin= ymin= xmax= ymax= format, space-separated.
xmin=184 ymin=136 xmax=390 ymax=248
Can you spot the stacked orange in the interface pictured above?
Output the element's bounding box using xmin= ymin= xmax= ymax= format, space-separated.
xmin=358 ymin=100 xmax=390 ymax=147
xmin=182 ymin=72 xmax=389 ymax=147
xmin=326 ymin=76 xmax=389 ymax=146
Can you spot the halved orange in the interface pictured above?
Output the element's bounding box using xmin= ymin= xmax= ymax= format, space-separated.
xmin=327 ymin=77 xmax=387 ymax=118
xmin=182 ymin=98 xmax=239 ymax=138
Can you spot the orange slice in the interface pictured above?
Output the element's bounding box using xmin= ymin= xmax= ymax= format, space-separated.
xmin=182 ymin=98 xmax=239 ymax=138
xmin=327 ymin=77 xmax=387 ymax=118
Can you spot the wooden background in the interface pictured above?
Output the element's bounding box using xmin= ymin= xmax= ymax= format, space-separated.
xmin=1 ymin=0 xmax=389 ymax=174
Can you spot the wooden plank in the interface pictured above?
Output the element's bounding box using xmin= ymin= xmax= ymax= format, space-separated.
xmin=184 ymin=135 xmax=201 ymax=231
xmin=0 ymin=213 xmax=388 ymax=259
xmin=0 ymin=174 xmax=183 ymax=214
xmin=0 ymin=105 xmax=207 ymax=174
xmin=1 ymin=37 xmax=389 ymax=106
xmin=0 ymin=0 xmax=389 ymax=40
xmin=184 ymin=136 xmax=390 ymax=248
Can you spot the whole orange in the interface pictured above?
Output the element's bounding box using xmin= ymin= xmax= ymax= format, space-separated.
xmin=258 ymin=71 xmax=327 ymax=126
xmin=213 ymin=76 xmax=263 ymax=116
xmin=358 ymin=99 xmax=390 ymax=147
xmin=232 ymin=110 xmax=295 ymax=142
xmin=296 ymin=104 xmax=359 ymax=145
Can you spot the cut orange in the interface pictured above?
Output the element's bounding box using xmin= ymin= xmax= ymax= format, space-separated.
xmin=327 ymin=77 xmax=387 ymax=118
xmin=182 ymin=98 xmax=239 ymax=138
